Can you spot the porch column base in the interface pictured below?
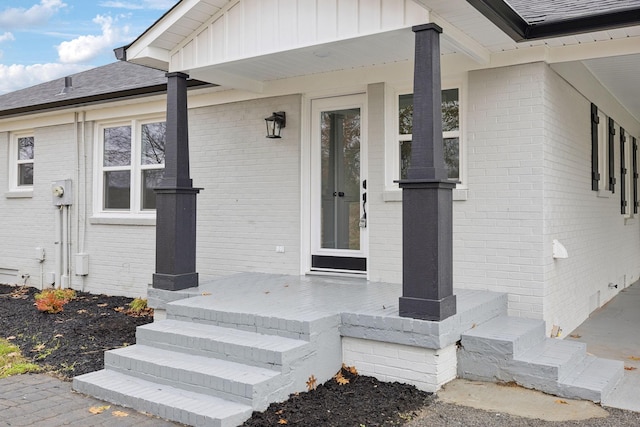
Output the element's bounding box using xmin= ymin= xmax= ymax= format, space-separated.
xmin=399 ymin=294 xmax=457 ymax=321
xmin=152 ymin=272 xmax=199 ymax=291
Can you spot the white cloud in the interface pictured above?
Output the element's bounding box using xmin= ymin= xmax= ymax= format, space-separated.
xmin=100 ymin=1 xmax=144 ymax=10
xmin=100 ymin=0 xmax=174 ymax=10
xmin=57 ymin=15 xmax=129 ymax=64
xmin=0 ymin=32 xmax=15 ymax=43
xmin=0 ymin=63 xmax=91 ymax=95
xmin=0 ymin=0 xmax=67 ymax=30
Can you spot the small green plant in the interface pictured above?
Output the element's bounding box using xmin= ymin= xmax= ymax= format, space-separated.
xmin=34 ymin=288 xmax=76 ymax=313
xmin=0 ymin=338 xmax=40 ymax=378
xmin=128 ymin=298 xmax=148 ymax=313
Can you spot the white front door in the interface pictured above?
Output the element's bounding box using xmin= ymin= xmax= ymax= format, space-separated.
xmin=310 ymin=94 xmax=368 ymax=273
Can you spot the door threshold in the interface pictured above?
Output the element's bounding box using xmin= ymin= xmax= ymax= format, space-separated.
xmin=307 ymin=269 xmax=368 ymax=278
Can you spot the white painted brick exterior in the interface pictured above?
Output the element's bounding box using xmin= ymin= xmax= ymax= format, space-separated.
xmin=541 ymin=64 xmax=640 ymax=335
xmin=191 ymin=95 xmax=302 ymax=279
xmin=456 ymin=63 xmax=546 ymax=319
xmin=2 ymin=60 xmax=639 ymax=340
xmin=342 ymin=337 xmax=457 ymax=392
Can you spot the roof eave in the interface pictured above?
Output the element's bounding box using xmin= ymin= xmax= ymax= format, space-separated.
xmin=467 ymin=0 xmax=640 ymax=41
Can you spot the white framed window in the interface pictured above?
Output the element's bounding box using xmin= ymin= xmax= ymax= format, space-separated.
xmin=9 ymin=132 xmax=35 ymax=193
xmin=386 ymin=84 xmax=464 ymax=192
xmin=94 ymin=118 xmax=165 ymax=217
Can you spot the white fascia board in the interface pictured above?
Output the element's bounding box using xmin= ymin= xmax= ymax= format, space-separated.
xmin=129 ymin=46 xmax=171 ymax=70
xmin=546 ymin=36 xmax=640 ymax=64
xmin=126 ymin=0 xmax=218 ymax=63
xmin=431 ymin=13 xmax=491 ymax=65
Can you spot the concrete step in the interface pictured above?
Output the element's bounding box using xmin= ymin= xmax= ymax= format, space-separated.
xmin=104 ymin=344 xmax=281 ymax=408
xmin=458 ymin=315 xmax=625 ymax=403
xmin=165 ymin=295 xmax=342 ymax=341
xmin=137 ymin=319 xmax=312 ymax=371
xmin=461 ymin=315 xmax=546 ymax=358
xmin=73 ymin=369 xmax=252 ymax=427
xmin=558 ymin=355 xmax=625 ymax=402
xmin=513 ymin=338 xmax=587 ymax=381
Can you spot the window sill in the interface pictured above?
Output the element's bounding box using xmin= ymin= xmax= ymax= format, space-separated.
xmin=597 ymin=190 xmax=612 ymax=198
xmin=383 ymin=188 xmax=469 ymax=202
xmin=90 ymin=216 xmax=156 ymax=226
xmin=5 ymin=190 xmax=33 ymax=199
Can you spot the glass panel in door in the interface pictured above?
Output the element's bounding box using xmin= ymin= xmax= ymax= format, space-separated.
xmin=320 ymin=108 xmax=361 ymax=250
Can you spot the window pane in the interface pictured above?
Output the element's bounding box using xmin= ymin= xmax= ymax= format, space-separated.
xmin=104 ymin=170 xmax=130 ymax=209
xmin=399 ymin=94 xmax=413 ymax=135
xmin=141 ymin=169 xmax=164 ymax=210
xmin=400 ymin=138 xmax=459 ymax=181
xmin=18 ymin=137 xmax=34 ymax=160
xmin=141 ymin=122 xmax=166 ymax=165
xmin=442 ymin=89 xmax=459 ymax=132
xmin=444 ymin=137 xmax=459 ymax=180
xmin=398 ymin=90 xmax=459 ymax=134
xmin=18 ymin=164 xmax=33 ymax=186
xmin=104 ymin=126 xmax=131 ymax=167
xmin=400 ymin=140 xmax=412 ymax=180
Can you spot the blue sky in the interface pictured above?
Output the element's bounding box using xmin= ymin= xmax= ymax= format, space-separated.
xmin=0 ymin=0 xmax=176 ymax=94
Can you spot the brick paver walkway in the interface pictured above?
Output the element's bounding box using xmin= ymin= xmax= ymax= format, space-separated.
xmin=0 ymin=374 xmax=180 ymax=426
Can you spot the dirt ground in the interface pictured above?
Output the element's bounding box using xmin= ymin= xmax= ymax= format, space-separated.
xmin=0 ymin=283 xmax=431 ymax=426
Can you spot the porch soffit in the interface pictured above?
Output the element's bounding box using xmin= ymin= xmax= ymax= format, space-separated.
xmin=125 ymin=0 xmax=640 ymax=121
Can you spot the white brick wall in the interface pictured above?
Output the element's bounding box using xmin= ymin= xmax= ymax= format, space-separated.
xmin=342 ymin=337 xmax=457 ymax=392
xmin=190 ymin=95 xmax=302 ymax=279
xmin=455 ymin=63 xmax=546 ymax=319
xmin=541 ymin=65 xmax=640 ymax=335
xmin=0 ymin=94 xmax=301 ymax=298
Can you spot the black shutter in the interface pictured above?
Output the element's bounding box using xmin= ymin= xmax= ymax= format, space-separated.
xmin=591 ymin=103 xmax=600 ymax=191
xmin=609 ymin=118 xmax=616 ymax=193
xmin=620 ymin=127 xmax=627 ymax=214
xmin=633 ymin=137 xmax=638 ymax=214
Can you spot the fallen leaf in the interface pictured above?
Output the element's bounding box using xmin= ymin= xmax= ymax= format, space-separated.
xmin=77 ymin=309 xmax=88 ymax=314
xmin=306 ymin=375 xmax=317 ymax=391
xmin=335 ymin=372 xmax=350 ymax=385
xmin=6 ymin=336 xmax=15 ymax=340
xmin=471 ymin=323 xmax=477 ymax=329
xmin=278 ymin=419 xmax=288 ymax=425
xmin=555 ymin=399 xmax=568 ymax=405
xmin=89 ymin=405 xmax=110 ymax=414
xmin=569 ymin=334 xmax=581 ymax=339
xmin=112 ymin=411 xmax=129 ymax=417
xmin=201 ymin=292 xmax=212 ymax=296
xmin=32 ymin=344 xmax=46 ymax=352
xmin=54 ymin=334 xmax=63 ymax=338
xmin=97 ymin=303 xmax=108 ymax=307
xmin=342 ymin=364 xmax=358 ymax=376
xmin=625 ymin=366 xmax=637 ymax=371
xmin=628 ymin=356 xmax=640 ymax=361
xmin=275 ymin=409 xmax=284 ymax=415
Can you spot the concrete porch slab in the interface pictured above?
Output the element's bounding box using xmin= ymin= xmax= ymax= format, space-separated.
xmin=150 ymin=272 xmax=507 ymax=350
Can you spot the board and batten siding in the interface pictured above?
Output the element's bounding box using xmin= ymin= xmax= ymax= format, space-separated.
xmin=171 ymin=0 xmax=428 ymax=71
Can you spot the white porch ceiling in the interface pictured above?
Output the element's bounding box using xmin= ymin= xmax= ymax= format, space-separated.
xmin=129 ymin=0 xmax=640 ymax=122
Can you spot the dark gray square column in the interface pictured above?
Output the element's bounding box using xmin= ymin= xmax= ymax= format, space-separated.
xmin=398 ymin=24 xmax=456 ymax=321
xmin=152 ymin=72 xmax=201 ymax=291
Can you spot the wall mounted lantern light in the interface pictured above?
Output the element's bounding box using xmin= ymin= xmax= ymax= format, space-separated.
xmin=265 ymin=111 xmax=286 ymax=138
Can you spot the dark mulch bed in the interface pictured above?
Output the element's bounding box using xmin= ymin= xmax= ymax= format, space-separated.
xmin=242 ymin=365 xmax=433 ymax=426
xmin=0 ymin=283 xmax=152 ymax=378
xmin=0 ymin=283 xmax=432 ymax=426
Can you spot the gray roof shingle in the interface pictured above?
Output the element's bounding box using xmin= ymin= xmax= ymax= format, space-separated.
xmin=0 ymin=61 xmax=168 ymax=117
xmin=506 ymin=0 xmax=640 ymax=24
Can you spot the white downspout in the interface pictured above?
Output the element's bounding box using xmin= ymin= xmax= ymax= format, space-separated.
xmin=61 ymin=205 xmax=70 ymax=288
xmin=54 ymin=206 xmax=62 ymax=288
